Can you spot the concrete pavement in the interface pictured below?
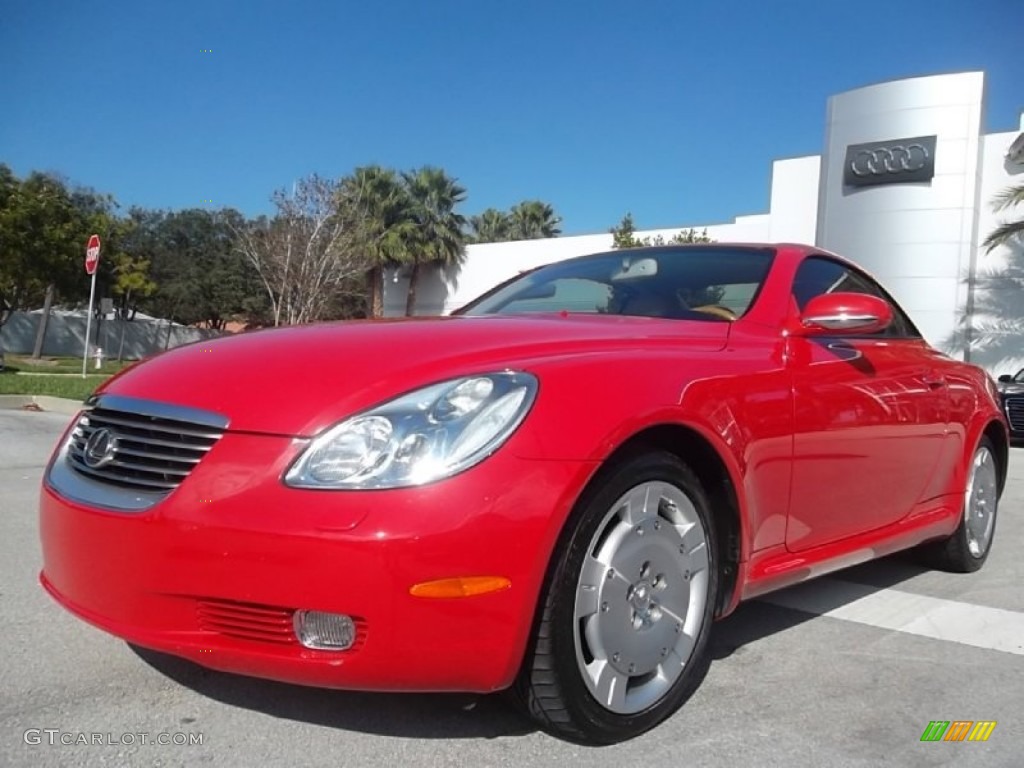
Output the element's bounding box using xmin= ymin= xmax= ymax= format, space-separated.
xmin=2 ymin=409 xmax=1021 ymax=767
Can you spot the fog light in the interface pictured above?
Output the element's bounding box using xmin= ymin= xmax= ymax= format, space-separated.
xmin=293 ymin=610 xmax=355 ymax=650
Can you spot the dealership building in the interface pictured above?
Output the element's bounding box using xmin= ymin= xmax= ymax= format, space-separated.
xmin=385 ymin=71 xmax=1024 ymax=375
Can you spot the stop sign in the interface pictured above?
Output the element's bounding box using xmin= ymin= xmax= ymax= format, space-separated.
xmin=85 ymin=234 xmax=101 ymax=275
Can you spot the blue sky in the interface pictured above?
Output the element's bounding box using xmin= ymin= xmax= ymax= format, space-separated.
xmin=2 ymin=0 xmax=1020 ymax=235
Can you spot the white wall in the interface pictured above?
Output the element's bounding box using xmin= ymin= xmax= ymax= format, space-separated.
xmin=441 ymin=233 xmax=613 ymax=313
xmin=816 ymin=71 xmax=987 ymax=352
xmin=0 ymin=311 xmax=223 ymax=359
xmin=769 ymin=156 xmax=820 ymax=243
xmin=967 ymin=124 xmax=1024 ymax=376
xmin=383 ymin=155 xmax=826 ymax=316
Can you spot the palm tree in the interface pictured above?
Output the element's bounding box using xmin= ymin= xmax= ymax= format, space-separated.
xmin=340 ymin=166 xmax=415 ymax=317
xmin=983 ymin=182 xmax=1024 ymax=252
xmin=468 ymin=208 xmax=511 ymax=243
xmin=401 ymin=167 xmax=467 ymax=316
xmin=508 ymin=200 xmax=562 ymax=240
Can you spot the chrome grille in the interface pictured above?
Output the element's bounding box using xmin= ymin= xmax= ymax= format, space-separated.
xmin=66 ymin=397 xmax=226 ymax=492
xmin=1006 ymin=395 xmax=1024 ymax=433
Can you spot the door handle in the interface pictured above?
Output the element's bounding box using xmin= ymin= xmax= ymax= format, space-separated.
xmin=921 ymin=373 xmax=946 ymax=389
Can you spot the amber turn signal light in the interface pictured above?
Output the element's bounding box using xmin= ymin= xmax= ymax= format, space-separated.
xmin=409 ymin=576 xmax=511 ymax=598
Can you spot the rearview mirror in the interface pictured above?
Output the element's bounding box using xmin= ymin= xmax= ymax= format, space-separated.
xmin=998 ymin=374 xmax=1012 ymax=383
xmin=796 ymin=292 xmax=893 ymax=336
xmin=611 ymin=257 xmax=658 ymax=282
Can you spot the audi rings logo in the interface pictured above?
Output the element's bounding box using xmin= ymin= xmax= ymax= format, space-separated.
xmin=843 ymin=135 xmax=937 ymax=188
xmin=83 ymin=427 xmax=119 ymax=469
xmin=851 ymin=145 xmax=929 ymax=176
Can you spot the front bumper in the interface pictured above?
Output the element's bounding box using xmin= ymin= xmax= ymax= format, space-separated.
xmin=40 ymin=427 xmax=596 ymax=692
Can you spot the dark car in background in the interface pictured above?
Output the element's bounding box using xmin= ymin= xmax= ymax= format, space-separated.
xmin=997 ymin=369 xmax=1024 ymax=442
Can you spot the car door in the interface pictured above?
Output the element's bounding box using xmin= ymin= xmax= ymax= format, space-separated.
xmin=785 ymin=256 xmax=950 ymax=552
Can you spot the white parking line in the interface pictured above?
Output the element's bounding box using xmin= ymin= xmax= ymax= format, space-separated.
xmin=759 ymin=578 xmax=1024 ymax=656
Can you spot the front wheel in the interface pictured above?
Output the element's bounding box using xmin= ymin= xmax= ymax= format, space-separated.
xmin=516 ymin=452 xmax=718 ymax=744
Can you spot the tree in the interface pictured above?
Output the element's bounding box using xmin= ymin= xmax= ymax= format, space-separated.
xmin=340 ymin=166 xmax=416 ymax=317
xmin=0 ymin=164 xmax=23 ymax=331
xmin=401 ymin=167 xmax=467 ymax=316
xmin=109 ymin=211 xmax=157 ymax=322
xmin=0 ymin=167 xmax=118 ymax=354
xmin=115 ymin=208 xmax=164 ymax=320
xmin=467 ymin=208 xmax=512 ymax=243
xmin=610 ymin=212 xmax=642 ymax=249
xmin=467 ymin=201 xmax=561 ymax=243
xmin=130 ymin=207 xmax=266 ymax=330
xmin=233 ymin=175 xmax=365 ymax=326
xmin=111 ymin=251 xmax=156 ymax=320
xmin=609 ymin=212 xmax=712 ymax=248
xmin=508 ymin=200 xmax=562 ymax=240
xmin=983 ymin=182 xmax=1024 ymax=253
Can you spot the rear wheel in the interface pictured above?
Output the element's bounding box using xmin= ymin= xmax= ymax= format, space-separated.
xmin=920 ymin=437 xmax=999 ymax=573
xmin=516 ymin=452 xmax=718 ymax=744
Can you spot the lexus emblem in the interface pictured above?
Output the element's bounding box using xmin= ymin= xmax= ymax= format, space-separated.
xmin=843 ymin=135 xmax=937 ymax=188
xmin=83 ymin=427 xmax=118 ymax=469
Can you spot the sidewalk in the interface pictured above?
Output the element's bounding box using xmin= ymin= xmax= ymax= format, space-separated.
xmin=0 ymin=395 xmax=83 ymax=414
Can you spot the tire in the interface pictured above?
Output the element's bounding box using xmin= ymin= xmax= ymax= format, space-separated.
xmin=919 ymin=437 xmax=1000 ymax=573
xmin=515 ymin=451 xmax=718 ymax=744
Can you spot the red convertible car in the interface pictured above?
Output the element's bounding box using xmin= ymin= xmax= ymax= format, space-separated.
xmin=39 ymin=244 xmax=1009 ymax=744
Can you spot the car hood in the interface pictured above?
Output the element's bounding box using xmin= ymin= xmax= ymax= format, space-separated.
xmin=999 ymin=382 xmax=1024 ymax=395
xmin=96 ymin=314 xmax=731 ymax=436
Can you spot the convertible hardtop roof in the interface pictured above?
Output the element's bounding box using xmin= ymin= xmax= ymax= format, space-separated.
xmin=600 ymin=242 xmax=859 ymax=272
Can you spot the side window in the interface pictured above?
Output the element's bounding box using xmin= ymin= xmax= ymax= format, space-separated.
xmin=792 ymin=256 xmax=921 ymax=338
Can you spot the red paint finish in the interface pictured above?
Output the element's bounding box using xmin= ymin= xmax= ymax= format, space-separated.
xmin=39 ymin=243 xmax=1009 ymax=693
xmin=40 ymin=432 xmax=597 ymax=692
xmin=785 ymin=336 xmax=951 ymax=551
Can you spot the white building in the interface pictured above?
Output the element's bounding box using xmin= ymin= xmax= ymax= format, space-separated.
xmin=385 ymin=71 xmax=1024 ymax=376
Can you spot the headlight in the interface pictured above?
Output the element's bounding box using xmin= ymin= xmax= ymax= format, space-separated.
xmin=284 ymin=371 xmax=538 ymax=489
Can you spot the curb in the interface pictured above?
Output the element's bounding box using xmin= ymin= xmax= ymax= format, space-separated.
xmin=0 ymin=395 xmax=84 ymax=415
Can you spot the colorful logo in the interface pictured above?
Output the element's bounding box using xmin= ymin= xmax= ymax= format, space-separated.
xmin=920 ymin=721 xmax=996 ymax=742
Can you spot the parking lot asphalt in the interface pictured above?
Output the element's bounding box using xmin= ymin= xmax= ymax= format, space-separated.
xmin=2 ymin=408 xmax=1022 ymax=767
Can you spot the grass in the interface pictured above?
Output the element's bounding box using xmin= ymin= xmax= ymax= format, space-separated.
xmin=0 ymin=370 xmax=110 ymax=401
xmin=5 ymin=354 xmax=133 ymax=376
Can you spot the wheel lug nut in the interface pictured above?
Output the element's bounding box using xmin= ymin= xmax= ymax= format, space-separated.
xmin=628 ymin=663 xmax=636 ymax=673
xmin=635 ymin=525 xmax=644 ymax=536
xmin=601 ymin=601 xmax=609 ymax=613
xmin=606 ymin=568 xmax=615 ymax=580
xmin=612 ymin=652 xmax=621 ymax=663
xmin=660 ymin=647 xmax=667 ymax=657
xmin=653 ymin=519 xmax=661 ymax=530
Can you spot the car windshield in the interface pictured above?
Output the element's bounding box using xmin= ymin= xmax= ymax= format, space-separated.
xmin=456 ymin=246 xmax=775 ymax=321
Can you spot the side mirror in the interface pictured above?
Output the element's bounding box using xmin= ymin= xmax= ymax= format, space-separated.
xmin=998 ymin=374 xmax=1012 ymax=383
xmin=796 ymin=292 xmax=893 ymax=336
